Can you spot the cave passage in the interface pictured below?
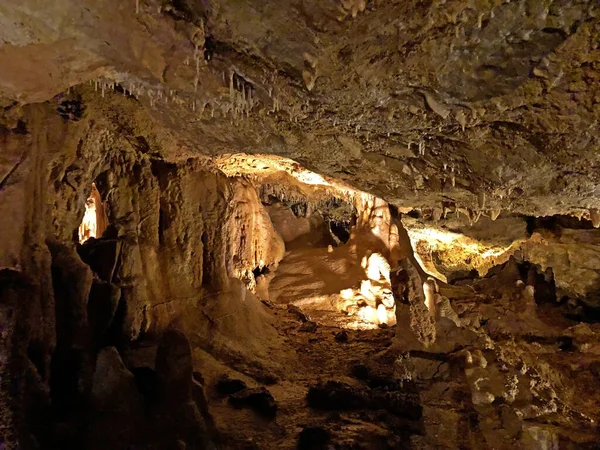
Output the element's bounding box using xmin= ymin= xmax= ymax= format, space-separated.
xmin=4 ymin=1 xmax=600 ymax=446
xmin=251 ymin=180 xmax=400 ymax=330
xmin=78 ymin=183 xmax=108 ymax=243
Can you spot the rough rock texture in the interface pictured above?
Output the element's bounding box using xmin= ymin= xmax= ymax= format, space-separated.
xmin=88 ymin=347 xmax=144 ymax=449
xmin=0 ymin=103 xmax=288 ymax=448
xmin=393 ymin=258 xmax=436 ymax=348
xmin=522 ymin=229 xmax=600 ymax=305
xmin=3 ymin=1 xmax=600 ymax=449
xmin=1 ymin=0 xmax=600 ymax=219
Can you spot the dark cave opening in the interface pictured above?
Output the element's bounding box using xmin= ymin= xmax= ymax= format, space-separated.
xmin=516 ymin=261 xmax=557 ymax=305
xmin=406 ymin=209 xmax=421 ymax=219
xmin=253 ymin=265 xmax=270 ymax=280
xmin=329 ymin=221 xmax=351 ymax=244
xmin=158 ymin=207 xmax=167 ymax=245
xmin=290 ymin=202 xmax=308 ymax=218
xmin=525 ymin=214 xmax=598 ymax=235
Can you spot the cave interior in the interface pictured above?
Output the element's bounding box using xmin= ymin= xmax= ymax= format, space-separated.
xmin=2 ymin=1 xmax=600 ymax=449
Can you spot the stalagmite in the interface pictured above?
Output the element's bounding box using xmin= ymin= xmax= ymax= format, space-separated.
xmin=423 ymin=279 xmax=436 ymax=317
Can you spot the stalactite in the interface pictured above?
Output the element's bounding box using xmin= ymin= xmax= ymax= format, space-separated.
xmin=490 ymin=207 xmax=501 ymax=221
xmin=478 ymin=191 xmax=486 ymax=210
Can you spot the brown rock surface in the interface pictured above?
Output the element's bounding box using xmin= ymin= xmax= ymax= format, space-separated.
xmin=2 ymin=2 xmax=600 ymax=449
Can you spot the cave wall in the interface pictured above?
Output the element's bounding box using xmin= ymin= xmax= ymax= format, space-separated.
xmin=521 ymin=229 xmax=600 ymax=306
xmin=0 ymin=103 xmax=285 ymax=448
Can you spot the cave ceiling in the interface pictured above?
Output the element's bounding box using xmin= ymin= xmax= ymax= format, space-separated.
xmin=1 ymin=0 xmax=600 ymax=218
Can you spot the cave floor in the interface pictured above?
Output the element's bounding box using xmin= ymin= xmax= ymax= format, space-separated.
xmin=266 ymin=245 xmax=366 ymax=305
xmin=203 ymin=303 xmax=404 ymax=449
xmin=192 ymin=266 xmax=600 ymax=450
xmin=264 ymin=242 xmax=397 ymax=330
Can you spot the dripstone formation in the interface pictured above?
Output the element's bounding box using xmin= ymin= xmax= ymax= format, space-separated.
xmin=2 ymin=1 xmax=600 ymax=449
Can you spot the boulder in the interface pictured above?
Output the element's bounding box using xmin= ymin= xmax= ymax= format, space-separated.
xmin=228 ymin=387 xmax=277 ymax=419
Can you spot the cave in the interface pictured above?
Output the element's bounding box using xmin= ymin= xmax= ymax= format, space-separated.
xmin=78 ymin=183 xmax=109 ymax=243
xmin=2 ymin=2 xmax=600 ymax=449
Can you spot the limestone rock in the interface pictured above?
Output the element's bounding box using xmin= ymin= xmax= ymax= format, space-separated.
xmin=216 ymin=375 xmax=248 ymax=396
xmin=298 ymin=426 xmax=330 ymax=450
xmin=88 ymin=347 xmax=144 ymax=449
xmin=228 ymin=387 xmax=277 ymax=419
xmin=155 ymin=329 xmax=193 ymax=403
xmin=87 ymin=279 xmax=120 ymax=345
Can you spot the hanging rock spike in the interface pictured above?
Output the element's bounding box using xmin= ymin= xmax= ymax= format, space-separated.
xmin=590 ymin=208 xmax=600 ymax=228
xmin=478 ymin=191 xmax=486 ymax=210
xmin=490 ymin=207 xmax=501 ymax=221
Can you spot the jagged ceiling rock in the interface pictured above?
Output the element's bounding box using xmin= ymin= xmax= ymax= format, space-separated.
xmin=1 ymin=0 xmax=600 ymax=218
xmin=522 ymin=229 xmax=600 ymax=305
xmin=403 ymin=214 xmax=529 ymax=282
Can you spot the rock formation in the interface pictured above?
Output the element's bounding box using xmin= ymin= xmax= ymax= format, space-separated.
xmin=2 ymin=1 xmax=600 ymax=449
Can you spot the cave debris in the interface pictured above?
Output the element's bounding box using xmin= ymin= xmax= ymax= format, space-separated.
xmin=228 ymin=387 xmax=277 ymax=419
xmin=287 ymin=304 xmax=310 ymax=323
xmin=300 ymin=321 xmax=318 ymax=332
xmin=216 ymin=375 xmax=248 ymax=396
